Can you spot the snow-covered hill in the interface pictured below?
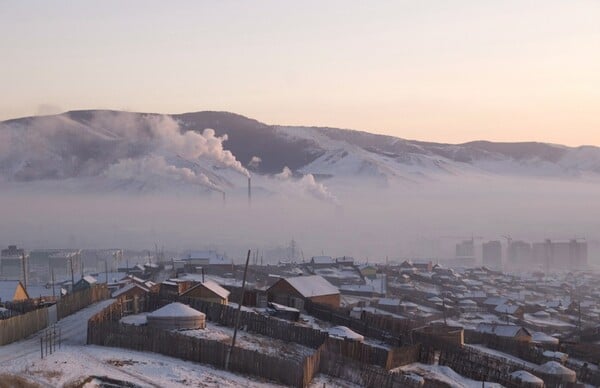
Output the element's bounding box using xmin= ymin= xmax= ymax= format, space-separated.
xmin=1 ymin=110 xmax=600 ymax=197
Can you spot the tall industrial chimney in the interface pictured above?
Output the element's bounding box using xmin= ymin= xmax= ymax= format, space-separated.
xmin=248 ymin=177 xmax=252 ymax=206
xmin=222 ymin=191 xmax=226 ymax=205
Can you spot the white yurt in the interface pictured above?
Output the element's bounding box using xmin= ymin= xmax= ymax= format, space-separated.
xmin=147 ymin=302 xmax=206 ymax=330
xmin=509 ymin=370 xmax=544 ymax=388
xmin=535 ymin=361 xmax=577 ymax=384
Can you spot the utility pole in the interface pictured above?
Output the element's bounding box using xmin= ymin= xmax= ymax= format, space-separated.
xmin=21 ymin=252 xmax=27 ymax=291
xmin=225 ymin=249 xmax=251 ymax=370
xmin=105 ymin=260 xmax=108 ymax=284
xmin=51 ymin=268 xmax=56 ymax=299
xmin=69 ymin=258 xmax=75 ymax=291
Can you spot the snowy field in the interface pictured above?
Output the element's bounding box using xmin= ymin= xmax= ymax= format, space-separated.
xmin=396 ymin=363 xmax=503 ymax=388
xmin=0 ymin=301 xmax=283 ymax=387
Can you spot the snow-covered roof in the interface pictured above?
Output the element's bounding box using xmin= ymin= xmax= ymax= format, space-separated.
xmin=483 ymin=297 xmax=509 ymax=306
xmin=82 ymin=275 xmax=97 ymax=284
xmin=510 ymin=370 xmax=543 ymax=384
xmin=186 ymin=280 xmax=230 ymax=300
xmin=112 ymin=283 xmax=149 ymax=298
xmin=327 ymin=326 xmax=364 ymax=341
xmin=378 ymin=298 xmax=401 ymax=306
xmin=477 ymin=323 xmax=530 ymax=338
xmin=543 ymin=351 xmax=568 ymax=362
xmin=311 ymin=256 xmax=334 ymax=264
xmin=535 ymin=361 xmax=576 ymax=377
xmin=148 ymin=302 xmax=205 ymax=318
xmin=532 ymin=331 xmax=559 ymax=345
xmin=268 ymin=302 xmax=300 ymax=313
xmin=495 ymin=304 xmax=520 ymax=314
xmin=279 ymin=275 xmax=339 ymax=297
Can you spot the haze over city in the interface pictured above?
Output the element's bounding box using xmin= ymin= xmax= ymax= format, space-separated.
xmin=1 ymin=3 xmax=600 ymax=387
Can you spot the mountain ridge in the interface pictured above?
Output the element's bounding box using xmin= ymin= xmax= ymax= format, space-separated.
xmin=1 ymin=110 xmax=600 ymax=192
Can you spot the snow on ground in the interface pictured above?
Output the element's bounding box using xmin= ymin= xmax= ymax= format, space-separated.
xmin=299 ymin=313 xmax=390 ymax=350
xmin=120 ymin=313 xmax=148 ymax=326
xmin=1 ymin=345 xmax=285 ymax=388
xmin=0 ymin=299 xmax=115 ymax=364
xmin=466 ymin=344 xmax=538 ymax=369
xmin=181 ymin=321 xmax=314 ymax=361
xmin=396 ymin=363 xmax=503 ymax=388
xmin=122 ymin=312 xmax=315 ymax=361
xmin=309 ymin=373 xmax=364 ymax=388
xmin=0 ymin=300 xmax=289 ymax=387
xmin=523 ymin=313 xmax=576 ymax=329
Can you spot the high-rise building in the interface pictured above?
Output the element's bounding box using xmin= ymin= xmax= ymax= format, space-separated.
xmin=532 ymin=239 xmax=587 ymax=271
xmin=507 ymin=240 xmax=532 ymax=268
xmin=482 ymin=240 xmax=502 ymax=269
xmin=0 ymin=245 xmax=27 ymax=281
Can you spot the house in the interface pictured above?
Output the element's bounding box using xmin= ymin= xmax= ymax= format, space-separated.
xmin=335 ymin=257 xmax=354 ymax=267
xmin=413 ymin=260 xmax=433 ymax=273
xmin=310 ymin=256 xmax=335 ymax=268
xmin=494 ymin=303 xmax=524 ymax=319
xmin=177 ymin=251 xmax=233 ymax=270
xmin=377 ymin=298 xmax=402 ymax=314
xmin=118 ymin=274 xmax=157 ymax=291
xmin=180 ymin=280 xmax=230 ymax=304
xmin=112 ymin=283 xmax=150 ymax=314
xmin=1 ymin=245 xmax=26 ymax=280
xmin=73 ymin=275 xmax=97 ymax=292
xmin=158 ymin=279 xmax=194 ymax=300
xmin=267 ymin=275 xmax=340 ymax=309
xmin=358 ymin=265 xmax=377 ymax=279
xmin=0 ymin=280 xmax=29 ymax=303
xmin=476 ymin=323 xmax=532 ymax=342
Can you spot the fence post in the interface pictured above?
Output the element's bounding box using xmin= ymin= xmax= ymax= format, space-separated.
xmin=40 ymin=337 xmax=43 ymax=359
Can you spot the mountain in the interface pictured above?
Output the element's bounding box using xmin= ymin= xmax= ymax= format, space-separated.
xmin=1 ymin=110 xmax=600 ymax=194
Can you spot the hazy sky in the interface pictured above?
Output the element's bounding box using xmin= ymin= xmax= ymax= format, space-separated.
xmin=1 ymin=1 xmax=599 ymax=146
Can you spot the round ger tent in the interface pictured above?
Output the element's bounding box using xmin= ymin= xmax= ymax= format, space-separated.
xmin=147 ymin=302 xmax=206 ymax=330
xmin=510 ymin=370 xmax=544 ymax=388
xmin=535 ymin=361 xmax=576 ymax=384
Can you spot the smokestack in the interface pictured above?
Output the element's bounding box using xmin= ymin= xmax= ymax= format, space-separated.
xmin=248 ymin=177 xmax=251 ymax=206
xmin=222 ymin=191 xmax=226 ymax=205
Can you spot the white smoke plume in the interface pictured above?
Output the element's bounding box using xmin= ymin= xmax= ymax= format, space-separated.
xmin=0 ymin=112 xmax=249 ymax=191
xmin=274 ymin=166 xmax=339 ymax=204
xmin=248 ymin=156 xmax=262 ymax=169
xmin=275 ymin=166 xmax=293 ymax=180
xmin=300 ymin=173 xmax=339 ymax=205
xmin=104 ymin=155 xmax=223 ymax=192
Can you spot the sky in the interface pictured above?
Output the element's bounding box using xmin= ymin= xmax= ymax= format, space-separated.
xmin=1 ymin=1 xmax=599 ymax=146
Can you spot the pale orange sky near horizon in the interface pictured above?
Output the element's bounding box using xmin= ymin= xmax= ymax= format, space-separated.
xmin=1 ymin=1 xmax=599 ymax=146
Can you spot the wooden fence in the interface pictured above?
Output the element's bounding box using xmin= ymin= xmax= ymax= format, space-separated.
xmin=464 ymin=330 xmax=600 ymax=386
xmin=1 ymin=296 xmax=57 ymax=316
xmin=88 ymin=303 xmax=309 ymax=387
xmin=0 ymin=307 xmax=48 ymax=345
xmin=172 ymin=296 xmax=329 ymax=348
xmin=318 ymin=347 xmax=424 ymax=388
xmin=57 ymin=284 xmax=110 ymax=319
xmin=304 ymin=300 xmax=420 ymax=346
